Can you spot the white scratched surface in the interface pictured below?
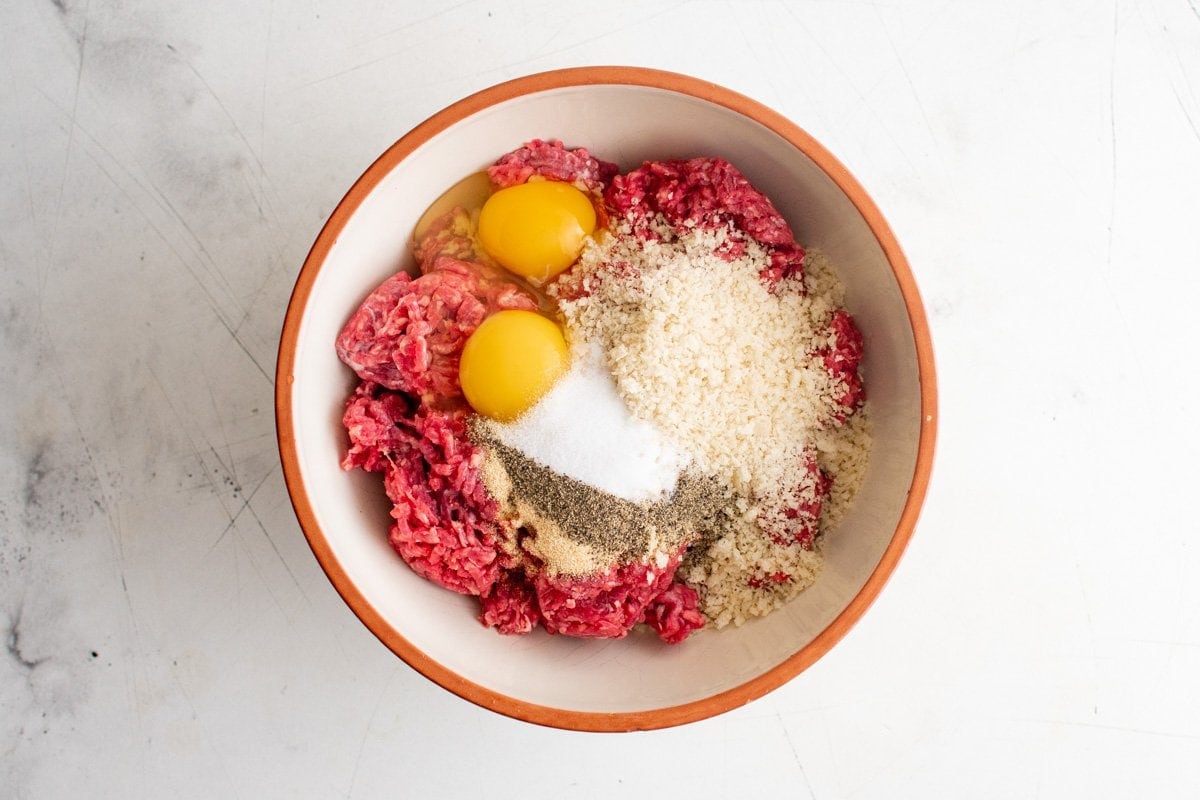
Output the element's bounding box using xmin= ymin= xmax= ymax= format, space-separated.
xmin=2 ymin=0 xmax=1199 ymax=796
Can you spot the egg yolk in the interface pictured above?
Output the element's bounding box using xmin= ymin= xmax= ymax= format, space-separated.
xmin=459 ymin=310 xmax=569 ymax=422
xmin=478 ymin=181 xmax=596 ymax=283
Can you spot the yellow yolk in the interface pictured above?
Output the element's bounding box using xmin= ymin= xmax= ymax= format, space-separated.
xmin=459 ymin=310 xmax=569 ymax=421
xmin=477 ymin=181 xmax=596 ymax=283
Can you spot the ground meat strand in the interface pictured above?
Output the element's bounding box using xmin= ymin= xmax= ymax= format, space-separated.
xmin=488 ymin=138 xmax=619 ymax=195
xmin=478 ymin=572 xmax=542 ymax=635
xmin=817 ymin=308 xmax=865 ymax=420
xmin=335 ymin=212 xmax=538 ymax=402
xmin=341 ymin=382 xmax=418 ymax=474
xmin=532 ymin=549 xmax=692 ymax=642
xmin=478 ymin=553 xmax=703 ymax=644
xmin=642 ymin=581 xmax=706 ymax=644
xmin=342 ymin=383 xmax=507 ymax=597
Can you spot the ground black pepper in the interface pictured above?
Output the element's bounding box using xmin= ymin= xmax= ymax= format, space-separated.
xmin=470 ymin=419 xmax=727 ymax=573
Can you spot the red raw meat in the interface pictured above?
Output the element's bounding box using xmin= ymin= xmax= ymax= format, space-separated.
xmin=335 ymin=213 xmax=538 ymax=402
xmin=342 ymin=382 xmax=507 ymax=597
xmin=489 ymin=138 xmax=619 ymax=194
xmin=817 ymin=308 xmax=865 ymax=419
xmin=642 ymin=580 xmax=706 ymax=644
xmin=479 ymin=572 xmax=543 ymax=635
xmin=531 ymin=549 xmax=694 ymax=643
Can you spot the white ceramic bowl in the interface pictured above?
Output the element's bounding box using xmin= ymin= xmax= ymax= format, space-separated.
xmin=276 ymin=67 xmax=936 ymax=731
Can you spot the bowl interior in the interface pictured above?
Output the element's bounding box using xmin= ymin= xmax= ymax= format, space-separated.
xmin=286 ymin=82 xmax=925 ymax=720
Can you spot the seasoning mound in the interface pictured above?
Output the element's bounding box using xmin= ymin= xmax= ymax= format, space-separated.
xmin=481 ymin=342 xmax=689 ymax=504
xmin=472 ymin=429 xmax=724 ymax=576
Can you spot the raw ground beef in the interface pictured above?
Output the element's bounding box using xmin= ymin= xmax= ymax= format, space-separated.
xmin=478 ymin=571 xmax=542 ymax=635
xmin=488 ymin=139 xmax=619 ymax=195
xmin=606 ymin=157 xmax=807 ymax=289
xmin=640 ymin=579 xmax=706 ymax=645
xmin=335 ymin=210 xmax=537 ymax=403
xmin=532 ymin=549 xmax=699 ymax=641
xmin=343 ymin=382 xmax=507 ymax=597
xmin=476 ymin=544 xmax=704 ymax=644
xmin=819 ymin=308 xmax=866 ymax=419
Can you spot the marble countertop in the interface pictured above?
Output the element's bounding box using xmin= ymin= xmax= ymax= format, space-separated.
xmin=3 ymin=1 xmax=1199 ymax=797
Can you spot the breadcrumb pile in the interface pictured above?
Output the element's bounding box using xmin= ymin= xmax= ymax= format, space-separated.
xmin=552 ymin=221 xmax=871 ymax=626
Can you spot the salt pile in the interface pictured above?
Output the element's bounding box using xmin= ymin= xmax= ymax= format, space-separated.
xmin=486 ymin=343 xmax=689 ymax=503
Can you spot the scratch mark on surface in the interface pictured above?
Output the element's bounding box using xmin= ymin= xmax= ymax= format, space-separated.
xmin=204 ymin=367 xmax=240 ymax=491
xmin=143 ymin=178 xmax=238 ymax=299
xmin=39 ymin=58 xmax=256 ymax=336
xmin=526 ymin=16 xmax=574 ymax=59
xmin=346 ymin=666 xmax=399 ymax=797
xmin=351 ymin=0 xmax=477 ymax=48
xmin=109 ymin=510 xmax=149 ymax=748
xmin=1028 ymin=717 xmax=1200 ymax=741
xmin=224 ymin=516 xmax=289 ymax=622
xmin=165 ymin=656 xmax=243 ymax=798
xmin=485 ymin=1 xmax=693 ymax=78
xmin=1092 ymin=0 xmax=1150 ymax=393
xmin=247 ymin=497 xmax=312 ymax=609
xmin=1144 ymin=0 xmax=1200 ymax=145
xmin=167 ymin=46 xmax=286 ymax=239
xmin=290 ymin=0 xmax=480 ymax=95
xmin=41 ymin=4 xmax=91 ymax=329
xmin=214 ymin=310 xmax=274 ymax=385
xmin=32 ymin=88 xmax=273 ymax=385
xmin=873 ymin=3 xmax=961 ymax=208
xmin=204 ymin=464 xmax=276 ymax=557
xmin=259 ymin=0 xmax=273 ymax=174
xmin=146 ymin=366 xmax=239 ymax=523
xmin=1170 ymin=85 xmax=1200 ymax=147
xmin=6 ymin=604 xmax=47 ymax=672
xmin=1072 ymin=556 xmax=1099 ymax=662
xmin=231 ymin=262 xmax=280 ymax=341
xmin=318 ymin=1 xmax=690 ymax=92
xmin=780 ymin=2 xmax=922 ymax=178
xmin=778 ymin=712 xmax=817 ymax=799
xmin=877 ymin=7 xmax=936 ymax=140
